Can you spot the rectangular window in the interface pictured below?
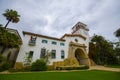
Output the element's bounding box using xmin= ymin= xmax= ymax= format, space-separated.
xmin=60 ymin=43 xmax=65 ymax=46
xmin=29 ymin=51 xmax=34 ymax=58
xmin=42 ymin=40 xmax=48 ymax=43
xmin=24 ymin=51 xmax=34 ymax=66
xmin=40 ymin=48 xmax=46 ymax=58
xmin=51 ymin=50 xmax=56 ymax=59
xmin=52 ymin=41 xmax=57 ymax=45
xmin=61 ymin=50 xmax=65 ymax=59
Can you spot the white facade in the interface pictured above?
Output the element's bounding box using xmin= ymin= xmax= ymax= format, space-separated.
xmin=16 ymin=22 xmax=89 ymax=66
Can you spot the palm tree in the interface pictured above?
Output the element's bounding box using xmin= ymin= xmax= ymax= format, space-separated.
xmin=114 ymin=28 xmax=120 ymax=41
xmin=3 ymin=9 xmax=20 ymax=28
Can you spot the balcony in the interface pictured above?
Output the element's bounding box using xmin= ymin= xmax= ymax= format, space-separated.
xmin=28 ymin=40 xmax=36 ymax=46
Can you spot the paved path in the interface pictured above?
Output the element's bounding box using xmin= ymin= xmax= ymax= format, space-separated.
xmin=90 ymin=65 xmax=120 ymax=72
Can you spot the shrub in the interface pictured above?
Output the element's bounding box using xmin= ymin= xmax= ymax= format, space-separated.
xmin=0 ymin=55 xmax=12 ymax=72
xmin=31 ymin=59 xmax=47 ymax=71
xmin=56 ymin=65 xmax=89 ymax=70
xmin=9 ymin=68 xmax=22 ymax=72
xmin=9 ymin=66 xmax=31 ymax=72
xmin=0 ymin=54 xmax=6 ymax=63
xmin=0 ymin=61 xmax=12 ymax=72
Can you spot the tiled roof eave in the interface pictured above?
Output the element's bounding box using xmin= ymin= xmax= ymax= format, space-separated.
xmin=23 ymin=31 xmax=65 ymax=41
xmin=61 ymin=34 xmax=86 ymax=40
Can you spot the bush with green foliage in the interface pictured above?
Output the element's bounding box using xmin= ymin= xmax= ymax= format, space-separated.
xmin=0 ymin=25 xmax=22 ymax=54
xmin=9 ymin=66 xmax=31 ymax=72
xmin=31 ymin=59 xmax=47 ymax=71
xmin=90 ymin=35 xmax=117 ymax=65
xmin=0 ymin=55 xmax=12 ymax=72
xmin=0 ymin=61 xmax=12 ymax=72
xmin=56 ymin=65 xmax=89 ymax=70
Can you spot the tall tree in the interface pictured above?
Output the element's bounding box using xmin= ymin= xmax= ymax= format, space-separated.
xmin=0 ymin=26 xmax=21 ymax=54
xmin=0 ymin=24 xmax=6 ymax=45
xmin=3 ymin=9 xmax=20 ymax=28
xmin=114 ymin=28 xmax=120 ymax=41
xmin=114 ymin=28 xmax=120 ymax=64
xmin=88 ymin=42 xmax=98 ymax=64
xmin=91 ymin=35 xmax=117 ymax=65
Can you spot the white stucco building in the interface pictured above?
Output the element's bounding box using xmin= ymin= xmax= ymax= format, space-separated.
xmin=15 ymin=22 xmax=90 ymax=68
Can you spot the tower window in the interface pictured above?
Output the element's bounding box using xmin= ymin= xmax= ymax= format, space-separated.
xmin=75 ymin=39 xmax=78 ymax=42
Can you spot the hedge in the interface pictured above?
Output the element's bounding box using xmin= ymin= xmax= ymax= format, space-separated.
xmin=56 ymin=65 xmax=89 ymax=70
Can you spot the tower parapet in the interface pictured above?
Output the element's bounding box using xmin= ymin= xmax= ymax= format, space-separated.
xmin=72 ymin=22 xmax=89 ymax=34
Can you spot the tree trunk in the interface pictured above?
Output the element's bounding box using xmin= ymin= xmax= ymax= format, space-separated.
xmin=0 ymin=46 xmax=6 ymax=54
xmin=4 ymin=20 xmax=10 ymax=29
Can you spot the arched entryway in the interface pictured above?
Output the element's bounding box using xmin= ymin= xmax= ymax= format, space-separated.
xmin=74 ymin=48 xmax=89 ymax=66
xmin=68 ymin=42 xmax=90 ymax=66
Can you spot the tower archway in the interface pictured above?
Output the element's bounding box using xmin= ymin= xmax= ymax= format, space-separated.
xmin=74 ymin=48 xmax=89 ymax=65
xmin=68 ymin=42 xmax=90 ymax=66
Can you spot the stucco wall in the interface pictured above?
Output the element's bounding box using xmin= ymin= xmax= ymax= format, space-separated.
xmin=63 ymin=35 xmax=89 ymax=53
xmin=16 ymin=35 xmax=68 ymax=65
xmin=16 ymin=23 xmax=89 ymax=66
xmin=72 ymin=28 xmax=89 ymax=53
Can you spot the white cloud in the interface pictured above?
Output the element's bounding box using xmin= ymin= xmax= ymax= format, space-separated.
xmin=0 ymin=0 xmax=120 ymax=41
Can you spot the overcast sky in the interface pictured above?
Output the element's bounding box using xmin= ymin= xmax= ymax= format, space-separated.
xmin=0 ymin=0 xmax=120 ymax=41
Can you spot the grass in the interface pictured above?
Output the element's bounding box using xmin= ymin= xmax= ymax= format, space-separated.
xmin=105 ymin=65 xmax=120 ymax=68
xmin=0 ymin=70 xmax=119 ymax=80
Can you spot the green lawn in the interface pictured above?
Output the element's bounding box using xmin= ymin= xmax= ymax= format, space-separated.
xmin=0 ymin=70 xmax=119 ymax=80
